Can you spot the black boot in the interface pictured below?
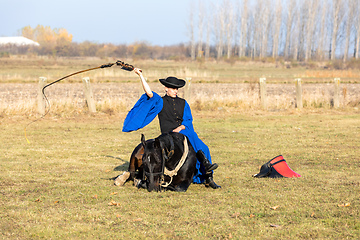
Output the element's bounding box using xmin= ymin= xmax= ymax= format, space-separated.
xmin=196 ymin=150 xmax=218 ymax=174
xmin=205 ymin=173 xmax=221 ymax=189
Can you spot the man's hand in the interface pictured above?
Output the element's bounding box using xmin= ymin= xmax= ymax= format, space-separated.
xmin=134 ymin=68 xmax=142 ymax=76
xmin=173 ymin=125 xmax=185 ymax=133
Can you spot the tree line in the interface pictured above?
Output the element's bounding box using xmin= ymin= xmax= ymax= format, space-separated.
xmin=1 ymin=0 xmax=359 ymax=63
xmin=1 ymin=25 xmax=189 ymax=60
xmin=188 ymin=0 xmax=360 ymax=62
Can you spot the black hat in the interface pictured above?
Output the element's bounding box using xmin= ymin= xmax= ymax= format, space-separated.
xmin=159 ymin=76 xmax=186 ymax=88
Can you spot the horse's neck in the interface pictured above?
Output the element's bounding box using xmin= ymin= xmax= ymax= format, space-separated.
xmin=164 ymin=136 xmax=186 ymax=168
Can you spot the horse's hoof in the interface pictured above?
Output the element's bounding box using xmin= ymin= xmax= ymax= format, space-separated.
xmin=134 ymin=179 xmax=142 ymax=188
xmin=114 ymin=171 xmax=130 ymax=186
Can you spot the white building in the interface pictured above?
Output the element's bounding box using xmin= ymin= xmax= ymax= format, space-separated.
xmin=0 ymin=36 xmax=40 ymax=46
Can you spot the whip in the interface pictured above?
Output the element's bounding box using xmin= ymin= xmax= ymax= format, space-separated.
xmin=25 ymin=60 xmax=136 ymax=143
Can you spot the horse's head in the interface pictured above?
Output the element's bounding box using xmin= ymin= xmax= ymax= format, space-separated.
xmin=141 ymin=134 xmax=164 ymax=192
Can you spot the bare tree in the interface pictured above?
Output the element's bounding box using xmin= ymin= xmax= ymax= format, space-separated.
xmin=292 ymin=3 xmax=301 ymax=60
xmin=296 ymin=1 xmax=310 ymax=61
xmin=304 ymin=0 xmax=318 ymax=62
xmin=224 ymin=0 xmax=235 ymax=59
xmin=197 ymin=0 xmax=204 ymax=59
xmin=204 ymin=4 xmax=211 ymax=60
xmin=330 ymin=0 xmax=344 ymax=60
xmin=343 ymin=0 xmax=355 ymax=62
xmin=247 ymin=7 xmax=255 ymax=59
xmin=272 ymin=0 xmax=282 ymax=58
xmin=187 ymin=2 xmax=196 ymax=60
xmin=284 ymin=0 xmax=297 ymax=59
xmin=238 ymin=0 xmax=248 ymax=58
xmin=260 ymin=0 xmax=271 ymax=58
xmin=214 ymin=2 xmax=226 ymax=59
xmin=250 ymin=2 xmax=259 ymax=58
xmin=252 ymin=0 xmax=269 ymax=58
xmin=356 ymin=0 xmax=360 ymax=59
xmin=316 ymin=0 xmax=329 ymax=60
xmin=183 ymin=0 xmax=357 ymax=61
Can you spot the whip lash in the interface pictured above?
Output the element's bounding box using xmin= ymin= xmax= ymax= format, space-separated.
xmin=25 ymin=60 xmax=136 ymax=143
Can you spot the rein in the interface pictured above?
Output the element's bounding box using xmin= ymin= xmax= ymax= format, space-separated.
xmin=24 ymin=60 xmax=135 ymax=143
xmin=143 ymin=135 xmax=189 ymax=190
xmin=163 ymin=137 xmax=189 ymax=180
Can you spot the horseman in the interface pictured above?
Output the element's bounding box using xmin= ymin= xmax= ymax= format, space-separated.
xmin=122 ymin=68 xmax=221 ymax=189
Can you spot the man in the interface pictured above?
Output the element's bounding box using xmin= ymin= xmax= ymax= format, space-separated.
xmin=122 ymin=68 xmax=220 ymax=189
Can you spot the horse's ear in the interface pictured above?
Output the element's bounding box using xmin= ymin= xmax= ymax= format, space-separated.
xmin=141 ymin=134 xmax=146 ymax=147
xmin=154 ymin=137 xmax=161 ymax=149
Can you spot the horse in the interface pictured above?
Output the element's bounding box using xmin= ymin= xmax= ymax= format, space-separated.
xmin=114 ymin=132 xmax=197 ymax=192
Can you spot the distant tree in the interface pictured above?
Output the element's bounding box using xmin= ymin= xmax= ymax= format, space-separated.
xmin=21 ymin=26 xmax=35 ymax=40
xmin=224 ymin=0 xmax=235 ymax=59
xmin=259 ymin=0 xmax=271 ymax=58
xmin=187 ymin=2 xmax=196 ymax=60
xmin=343 ymin=0 xmax=355 ymax=62
xmin=272 ymin=0 xmax=282 ymax=59
xmin=292 ymin=3 xmax=301 ymax=60
xmin=316 ymin=1 xmax=328 ymax=60
xmin=78 ymin=41 xmax=100 ymax=56
xmin=238 ymin=0 xmax=248 ymax=58
xmin=21 ymin=25 xmax=73 ymax=56
xmin=214 ymin=1 xmax=226 ymax=59
xmin=304 ymin=0 xmax=318 ymax=62
xmin=355 ymin=1 xmax=360 ymax=59
xmin=284 ymin=0 xmax=296 ymax=59
xmin=330 ymin=0 xmax=345 ymax=60
xmin=204 ymin=7 xmax=211 ymax=60
xmin=197 ymin=0 xmax=205 ymax=59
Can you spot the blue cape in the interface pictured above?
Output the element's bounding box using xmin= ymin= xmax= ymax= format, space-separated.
xmin=122 ymin=92 xmax=163 ymax=132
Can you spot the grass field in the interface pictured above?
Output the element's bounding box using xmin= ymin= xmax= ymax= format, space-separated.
xmin=1 ymin=56 xmax=359 ymax=239
xmin=1 ymin=111 xmax=359 ymax=239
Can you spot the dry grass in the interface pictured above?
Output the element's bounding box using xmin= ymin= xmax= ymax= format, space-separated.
xmin=1 ymin=56 xmax=359 ymax=117
xmin=1 ymin=82 xmax=360 ymax=117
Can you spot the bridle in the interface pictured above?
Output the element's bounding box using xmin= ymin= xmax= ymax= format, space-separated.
xmin=143 ymin=134 xmax=174 ymax=189
xmin=143 ymin=134 xmax=189 ymax=191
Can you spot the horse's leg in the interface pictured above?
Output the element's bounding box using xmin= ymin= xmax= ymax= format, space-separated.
xmin=165 ymin=185 xmax=177 ymax=191
xmin=114 ymin=171 xmax=130 ymax=186
xmin=173 ymin=181 xmax=191 ymax=192
xmin=114 ymin=143 xmax=144 ymax=187
xmin=131 ymin=144 xmax=144 ymax=180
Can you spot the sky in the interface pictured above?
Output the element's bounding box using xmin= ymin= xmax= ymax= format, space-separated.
xmin=0 ymin=0 xmax=196 ymax=46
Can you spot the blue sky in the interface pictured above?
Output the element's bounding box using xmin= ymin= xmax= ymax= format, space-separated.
xmin=1 ymin=0 xmax=196 ymax=46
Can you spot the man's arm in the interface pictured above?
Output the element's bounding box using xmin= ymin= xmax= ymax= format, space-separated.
xmin=134 ymin=68 xmax=153 ymax=98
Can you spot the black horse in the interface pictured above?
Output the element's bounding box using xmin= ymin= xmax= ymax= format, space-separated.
xmin=114 ymin=132 xmax=197 ymax=192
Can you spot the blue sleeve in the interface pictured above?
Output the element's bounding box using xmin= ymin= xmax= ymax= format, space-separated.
xmin=181 ymin=101 xmax=194 ymax=132
xmin=122 ymin=92 xmax=163 ymax=132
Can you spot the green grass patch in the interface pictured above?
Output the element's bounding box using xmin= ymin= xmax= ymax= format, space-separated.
xmin=1 ymin=112 xmax=359 ymax=239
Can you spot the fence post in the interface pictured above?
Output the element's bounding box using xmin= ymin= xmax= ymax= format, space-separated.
xmin=184 ymin=77 xmax=192 ymax=102
xmin=259 ymin=77 xmax=267 ymax=109
xmin=37 ymin=77 xmax=47 ymax=115
xmin=295 ymin=78 xmax=303 ymax=109
xmin=82 ymin=77 xmax=96 ymax=113
xmin=333 ymin=78 xmax=340 ymax=108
